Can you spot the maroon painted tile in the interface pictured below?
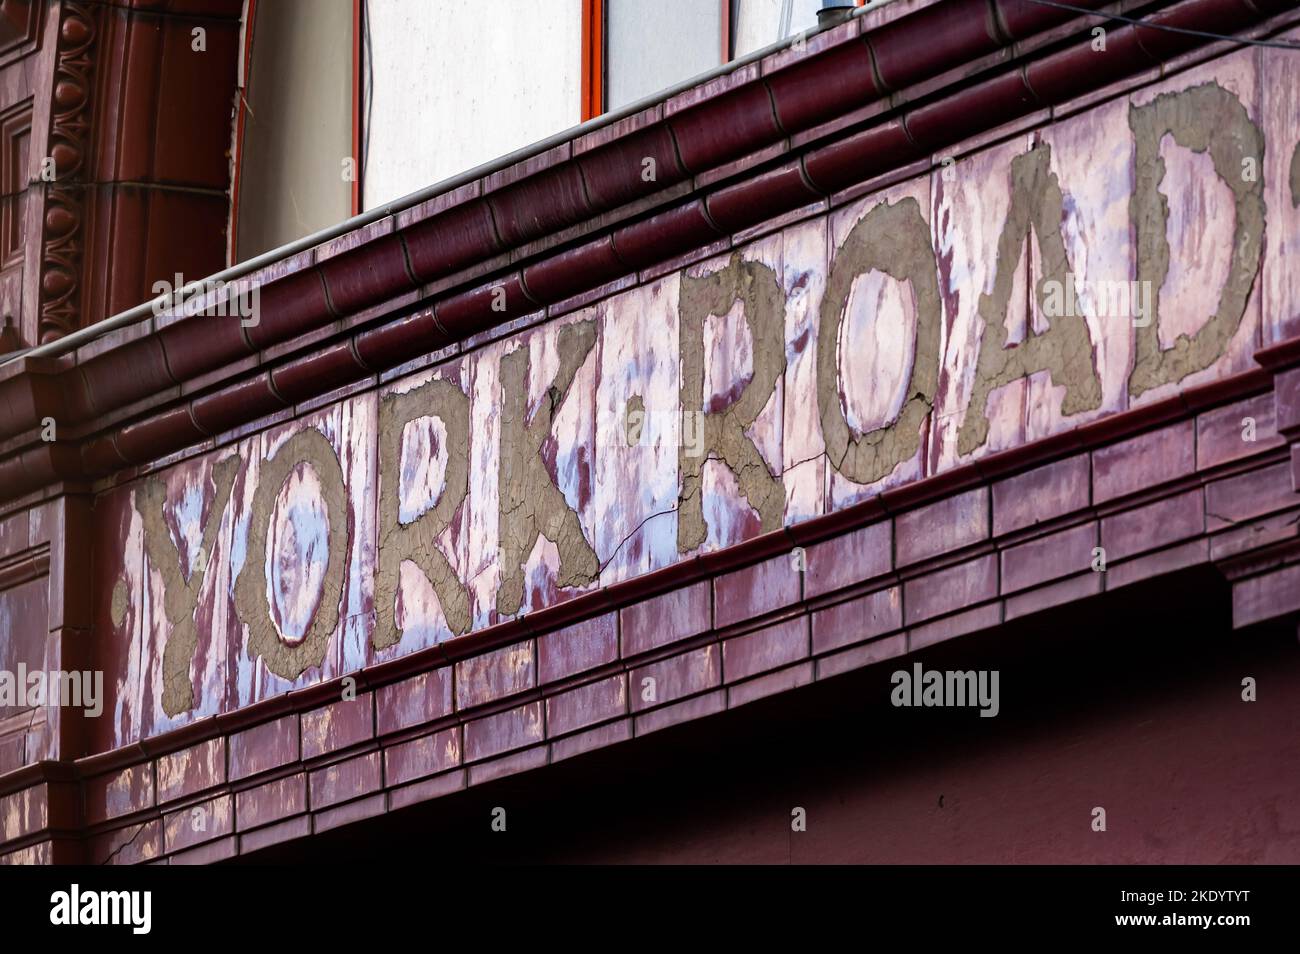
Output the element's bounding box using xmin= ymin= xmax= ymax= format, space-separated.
xmin=85 ymin=764 xmax=153 ymax=824
xmin=1205 ymin=462 xmax=1297 ymax=530
xmin=156 ymin=737 xmax=226 ymax=805
xmin=903 ymin=554 xmax=999 ymax=626
xmin=545 ymin=674 xmax=627 ymax=737
xmin=229 ymin=714 xmax=300 ymax=782
xmin=455 ymin=641 xmax=535 ymax=710
xmin=728 ymin=661 xmax=814 ymax=709
xmin=91 ymin=820 xmax=164 ymax=865
xmin=384 ymin=727 xmax=462 ymax=787
xmin=301 ymin=696 xmax=375 ymax=761
xmin=537 ymin=612 xmax=618 ymax=684
xmin=469 ymin=746 xmax=550 ymax=787
xmin=816 ymin=633 xmax=908 ymax=681
xmin=722 ymin=616 xmax=809 ymax=683
xmin=550 ymin=719 xmax=633 ymax=763
xmin=319 ymin=233 xmax=415 ymax=317
xmin=389 ymin=769 xmax=467 ymax=811
xmin=896 ymin=487 xmax=990 ymax=566
xmin=1092 ymin=421 xmax=1195 ymax=504
xmin=1105 ymin=539 xmax=1209 ymax=590
xmin=803 ymin=520 xmax=892 ymax=599
xmin=1000 ymin=521 xmax=1098 ymax=594
xmin=1101 ymin=489 xmax=1204 ymax=561
xmin=239 ymin=815 xmax=311 ymax=855
xmin=811 ymin=586 xmax=903 ymax=654
xmin=767 ymin=38 xmax=879 ymax=133
xmin=668 ymin=81 xmax=778 ymax=173
xmin=163 ymin=794 xmax=233 ymax=854
xmin=714 ymin=553 xmax=802 ymax=629
xmin=235 ymin=773 xmax=307 ymax=832
xmin=308 ymin=751 xmax=382 ymax=810
xmin=171 ymin=835 xmax=238 ymax=865
xmin=463 ymin=701 xmax=544 ymax=763
xmin=870 ymin=0 xmax=999 ymax=90
xmin=375 ymin=668 xmax=453 ymax=736
xmin=1197 ymin=394 xmax=1283 ymax=471
xmin=620 ymin=581 xmax=711 ymax=657
xmin=629 ymin=645 xmax=721 ymax=712
xmin=314 ymin=793 xmax=385 ymax=834
xmin=1004 ymin=572 xmax=1102 ymax=622
xmin=991 ymin=455 xmax=1091 ymax=537
xmin=633 ymin=689 xmax=725 ymax=736
xmin=1233 ymin=562 xmax=1300 ymax=628
xmin=909 ymin=602 xmax=1003 ymax=651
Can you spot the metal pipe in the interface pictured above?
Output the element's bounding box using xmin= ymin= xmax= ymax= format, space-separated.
xmin=4 ymin=0 xmax=897 ymax=367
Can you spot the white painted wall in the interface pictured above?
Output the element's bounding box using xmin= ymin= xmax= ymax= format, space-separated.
xmin=364 ymin=0 xmax=582 ymax=211
xmin=606 ymin=0 xmax=723 ymax=110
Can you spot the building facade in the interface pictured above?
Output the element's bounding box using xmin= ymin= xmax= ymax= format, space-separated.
xmin=2 ymin=0 xmax=1300 ymax=864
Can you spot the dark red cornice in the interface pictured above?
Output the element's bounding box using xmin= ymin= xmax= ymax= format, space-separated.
xmin=0 ymin=0 xmax=1294 ymax=506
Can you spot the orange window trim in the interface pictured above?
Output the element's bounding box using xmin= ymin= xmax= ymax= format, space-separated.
xmin=352 ymin=0 xmax=363 ymax=215
xmin=581 ymin=0 xmax=604 ymax=121
xmin=227 ymin=0 xmax=258 ymax=264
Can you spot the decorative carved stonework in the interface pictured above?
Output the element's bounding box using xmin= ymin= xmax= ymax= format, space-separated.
xmin=38 ymin=1 xmax=93 ymax=344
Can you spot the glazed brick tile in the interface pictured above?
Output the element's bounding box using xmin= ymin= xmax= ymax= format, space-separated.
xmin=620 ymin=581 xmax=711 ymax=657
xmin=1092 ymin=421 xmax=1195 ymax=504
xmin=1233 ymin=562 xmax=1300 ymax=628
xmin=816 ymin=633 xmax=908 ymax=681
xmin=240 ymin=816 xmax=310 ymax=856
xmin=456 ymin=641 xmax=535 ymax=710
xmin=229 ymin=714 xmax=300 ymax=781
xmin=171 ymin=835 xmax=238 ymax=866
xmin=1105 ymin=539 xmax=1209 ymax=591
xmin=714 ymin=553 xmax=802 ymax=629
xmin=156 ymin=737 xmax=226 ymax=805
xmin=1000 ymin=521 xmax=1097 ymax=594
xmin=163 ymin=794 xmax=233 ymax=854
xmin=300 ymin=697 xmax=375 ymax=761
xmin=903 ymin=554 xmax=999 ymax=626
xmin=375 ymin=667 xmax=453 ymax=736
xmin=389 ymin=769 xmax=467 ymax=811
xmin=537 ymin=612 xmax=618 ymax=684
xmin=463 ymin=701 xmax=544 ymax=763
xmin=308 ymin=751 xmax=382 ymax=810
xmin=545 ymin=674 xmax=627 ymax=737
xmin=0 ymin=786 xmax=47 ymax=842
xmin=91 ymin=820 xmax=163 ymax=866
xmin=1205 ymin=462 xmax=1297 ymax=530
xmin=811 ymin=586 xmax=903 ymax=654
xmin=235 ymin=773 xmax=306 ymax=832
xmin=551 ymin=719 xmax=633 ymax=763
xmin=629 ymin=645 xmax=720 ymax=712
xmin=85 ymin=763 xmax=153 ymax=824
xmin=384 ymin=727 xmax=462 ymax=788
xmin=896 ymin=487 xmax=990 ymax=566
xmin=1273 ymin=366 xmax=1300 ymax=434
xmin=1004 ymin=572 xmax=1102 ymax=622
xmin=469 ymin=746 xmax=550 ymax=787
xmin=634 ymin=689 xmax=726 ymax=736
xmin=909 ymin=602 xmax=1003 ymax=651
xmin=803 ymin=520 xmax=892 ymax=599
xmin=314 ymin=793 xmax=385 ymax=834
xmin=728 ymin=661 xmax=814 ymax=709
xmin=1101 ymin=489 xmax=1204 ymax=562
xmin=1210 ymin=509 xmax=1300 ymax=561
xmin=991 ymin=455 xmax=1090 ymax=536
xmin=1197 ymin=394 xmax=1283 ymax=471
xmin=723 ymin=617 xmax=809 ymax=683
